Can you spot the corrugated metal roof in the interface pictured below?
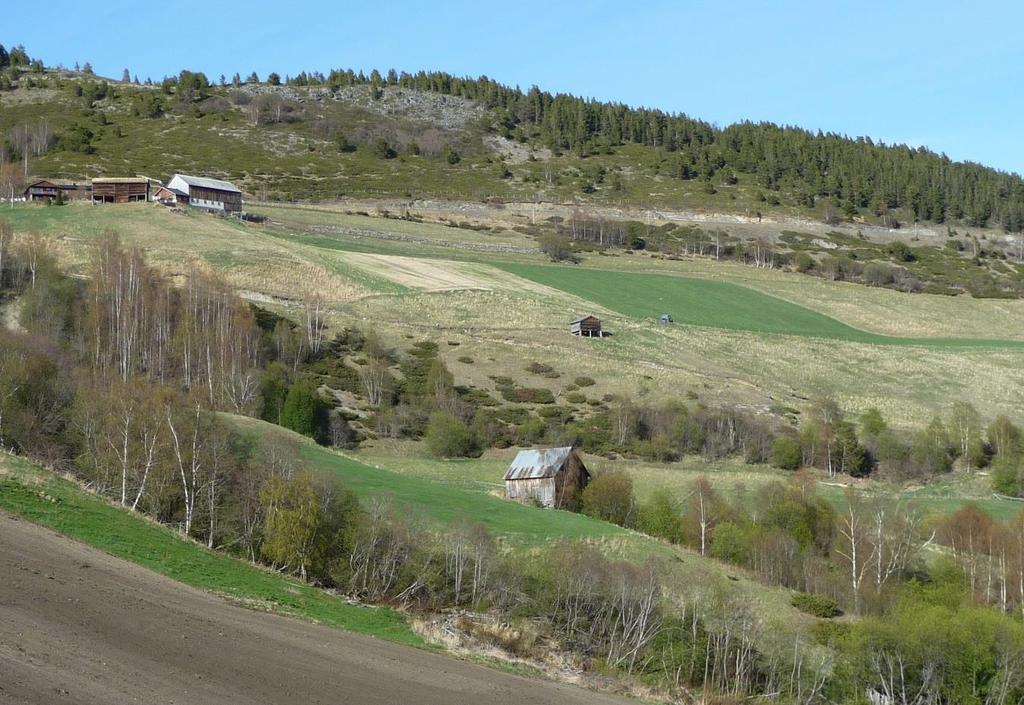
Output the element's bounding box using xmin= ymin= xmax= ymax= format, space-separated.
xmin=503 ymin=447 xmax=574 ymax=481
xmin=170 ymin=173 xmax=241 ymax=193
xmin=571 ymin=315 xmax=600 ymax=324
xmin=92 ymin=177 xmax=149 ymax=184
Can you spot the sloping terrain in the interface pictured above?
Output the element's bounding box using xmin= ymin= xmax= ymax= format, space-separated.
xmin=0 ymin=511 xmax=636 ymax=705
xmin=10 ymin=202 xmax=1024 ymax=427
xmin=499 ymin=263 xmax=1024 ymax=348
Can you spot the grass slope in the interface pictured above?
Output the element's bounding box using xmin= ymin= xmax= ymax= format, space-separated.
xmin=500 ymin=263 xmax=1024 ymax=348
xmin=356 ymin=441 xmax=1024 ymax=522
xmin=297 ymin=441 xmax=624 ymax=543
xmin=0 ymin=453 xmax=421 ymax=645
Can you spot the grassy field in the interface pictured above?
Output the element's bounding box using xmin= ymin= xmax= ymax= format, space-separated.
xmin=251 ymin=202 xmax=536 ymax=249
xmin=499 ymin=263 xmax=1024 ymax=349
xmin=305 ymin=445 xmax=625 ymax=543
xmin=229 ymin=416 xmax=623 ymax=544
xmin=10 ymin=202 xmax=1024 ymax=430
xmin=238 ymin=202 xmax=1024 ymax=343
xmin=0 ymin=452 xmax=421 ymax=645
xmin=355 ymin=440 xmax=1024 ymax=522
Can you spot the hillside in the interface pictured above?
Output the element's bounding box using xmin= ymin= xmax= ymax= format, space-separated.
xmin=3 ymin=49 xmax=1024 ymax=236
xmin=8 ymin=201 xmax=1024 ymax=432
xmin=0 ymin=460 xmax=636 ymax=705
xmin=5 ymin=51 xmax=1024 ymax=300
xmin=8 ymin=42 xmax=1024 ymax=705
xmin=0 ymin=422 xmax=825 ymax=702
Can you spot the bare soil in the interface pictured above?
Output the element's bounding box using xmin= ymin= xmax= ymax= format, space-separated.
xmin=0 ymin=512 xmax=636 ymax=705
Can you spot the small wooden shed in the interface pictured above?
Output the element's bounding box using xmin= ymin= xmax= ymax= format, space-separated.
xmin=91 ymin=177 xmax=149 ymax=203
xmin=504 ymin=447 xmax=590 ymax=509
xmin=152 ymin=185 xmax=188 ymax=206
xmin=570 ymin=315 xmax=603 ymax=337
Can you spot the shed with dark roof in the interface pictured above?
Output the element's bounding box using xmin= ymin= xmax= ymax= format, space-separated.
xmin=570 ymin=315 xmax=602 ymax=337
xmin=503 ymin=446 xmax=589 ymax=509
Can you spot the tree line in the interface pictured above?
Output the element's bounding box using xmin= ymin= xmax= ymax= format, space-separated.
xmin=6 ymin=38 xmax=1024 ymax=230
xmin=290 ymin=66 xmax=1024 ymax=230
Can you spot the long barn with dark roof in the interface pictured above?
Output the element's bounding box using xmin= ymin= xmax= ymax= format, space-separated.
xmin=166 ymin=174 xmax=242 ymax=214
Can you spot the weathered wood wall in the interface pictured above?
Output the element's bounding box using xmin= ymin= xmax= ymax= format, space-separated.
xmin=505 ymin=477 xmax=557 ymax=507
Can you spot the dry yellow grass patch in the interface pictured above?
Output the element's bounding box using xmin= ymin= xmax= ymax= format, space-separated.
xmin=341 ymin=253 xmax=567 ymax=297
xmin=343 ymin=253 xmax=492 ymax=291
xmin=337 ymin=282 xmax=1024 ymax=431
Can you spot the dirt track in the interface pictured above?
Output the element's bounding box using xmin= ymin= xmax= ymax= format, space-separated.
xmin=0 ymin=512 xmax=636 ymax=705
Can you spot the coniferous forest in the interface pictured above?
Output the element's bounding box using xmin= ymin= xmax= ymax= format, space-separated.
xmin=306 ymin=67 xmax=1024 ymax=229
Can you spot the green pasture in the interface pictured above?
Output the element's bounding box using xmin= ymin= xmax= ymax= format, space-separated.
xmin=499 ymin=263 xmax=1024 ymax=349
xmin=300 ymin=442 xmax=624 ymax=543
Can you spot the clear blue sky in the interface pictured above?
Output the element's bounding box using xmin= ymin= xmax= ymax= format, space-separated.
xmin=5 ymin=1 xmax=1022 ymax=174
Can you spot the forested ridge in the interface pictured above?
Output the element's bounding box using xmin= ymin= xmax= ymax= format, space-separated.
xmin=2 ymin=41 xmax=1024 ymax=229
xmin=309 ymin=67 xmax=1024 ymax=229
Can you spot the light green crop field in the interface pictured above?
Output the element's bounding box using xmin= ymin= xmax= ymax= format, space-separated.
xmin=0 ymin=453 xmax=421 ymax=645
xmin=499 ymin=263 xmax=1024 ymax=349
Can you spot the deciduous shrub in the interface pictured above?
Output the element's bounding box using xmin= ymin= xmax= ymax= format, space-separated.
xmin=424 ymin=411 xmax=475 ymax=458
xmin=791 ymin=592 xmax=841 ymax=618
xmin=581 ymin=470 xmax=635 ymax=527
xmin=770 ymin=436 xmax=802 ymax=470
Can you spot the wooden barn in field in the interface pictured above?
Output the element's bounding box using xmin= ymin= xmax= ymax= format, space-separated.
xmin=23 ymin=180 xmax=91 ymax=202
xmin=91 ymin=177 xmax=149 ymax=204
xmin=504 ymin=447 xmax=590 ymax=509
xmin=166 ymin=174 xmax=242 ymax=214
xmin=570 ymin=314 xmax=603 ymax=337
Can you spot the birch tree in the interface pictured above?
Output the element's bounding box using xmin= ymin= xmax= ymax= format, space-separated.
xmin=98 ymin=379 xmax=164 ymax=510
xmin=166 ymin=402 xmax=206 ymax=536
xmin=0 ymin=219 xmax=11 ymax=289
xmin=949 ymin=400 xmax=984 ymax=472
xmin=871 ymin=500 xmax=927 ymax=595
xmin=686 ymin=476 xmax=720 ymax=557
xmin=835 ymin=489 xmax=876 ymax=615
xmin=303 ymin=296 xmax=326 ymax=357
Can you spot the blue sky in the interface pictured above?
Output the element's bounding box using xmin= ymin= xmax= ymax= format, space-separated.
xmin=5 ymin=1 xmax=1022 ymax=173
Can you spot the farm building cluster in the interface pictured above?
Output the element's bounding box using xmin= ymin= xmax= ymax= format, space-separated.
xmin=23 ymin=173 xmax=243 ymax=214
